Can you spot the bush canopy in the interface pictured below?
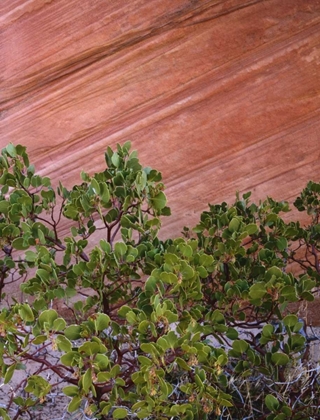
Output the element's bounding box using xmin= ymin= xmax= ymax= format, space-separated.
xmin=0 ymin=142 xmax=319 ymax=419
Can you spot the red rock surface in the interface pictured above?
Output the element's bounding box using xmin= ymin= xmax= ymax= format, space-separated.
xmin=1 ymin=0 xmax=320 ymax=239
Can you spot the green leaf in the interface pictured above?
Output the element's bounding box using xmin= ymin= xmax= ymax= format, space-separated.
xmin=267 ymin=266 xmax=282 ymax=277
xmin=64 ymin=325 xmax=82 ymax=340
xmin=39 ymin=309 xmax=58 ymax=328
xmin=138 ymin=355 xmax=153 ymax=367
xmin=249 ymin=283 xmax=266 ymax=299
xmin=229 ymin=217 xmax=241 ymax=232
xmin=56 ymin=335 xmax=72 ymax=352
xmin=53 ymin=317 xmax=67 ymax=331
xmin=117 ymin=305 xmax=131 ymax=318
xmin=100 ymin=239 xmax=111 ymax=253
xmin=73 ymin=263 xmax=83 ymax=276
xmin=60 ymin=351 xmax=81 ymax=367
xmin=281 ymin=406 xmax=292 ymax=416
xmin=111 ymin=152 xmax=120 ymax=167
xmin=210 ymin=309 xmax=225 ymax=324
xmin=136 ymin=410 xmax=152 ymax=419
xmin=0 ymin=408 xmax=10 ymax=420
xmin=276 ymin=237 xmax=288 ymax=251
xmin=175 ymin=357 xmax=190 ymax=371
xmin=274 ymin=414 xmax=287 ymax=420
xmin=4 ymin=363 xmax=16 ymax=384
xmin=265 ymin=394 xmax=280 ymax=412
xmin=6 ymin=143 xmax=17 ymax=157
xmin=24 ymin=375 xmax=51 ymax=398
xmin=36 ymin=268 xmax=50 ymax=284
xmin=197 ymin=266 xmax=208 ymax=278
xmin=232 ymin=340 xmax=249 ymax=354
xmin=82 ymin=368 xmax=92 ymax=393
xmin=96 ymin=313 xmax=110 ymax=331
xmin=25 ymin=250 xmax=37 ymax=262
xmin=140 ymin=343 xmax=160 ymax=357
xmin=79 ymin=341 xmax=102 ymax=356
xmin=271 ymin=353 xmax=289 ymax=366
xmin=94 ymin=354 xmax=110 ymax=370
xmin=64 ymin=205 xmax=79 ymax=220
xmin=62 ymin=385 xmax=79 ymax=397
xmin=100 ymin=183 xmax=110 ymax=203
xmin=81 ymin=171 xmax=90 ymax=182
xmin=150 ymin=191 xmax=167 ymax=210
xmin=180 ymin=244 xmax=193 ymax=258
xmin=157 ymin=337 xmax=170 ymax=352
xmin=180 ymin=262 xmax=194 ymax=280
xmin=113 ymin=408 xmax=128 ymax=419
xmin=12 ymin=237 xmax=29 ymax=251
xmin=71 ymin=226 xmax=78 ymax=237
xmin=145 ymin=276 xmax=158 ymax=292
xmin=33 ymin=335 xmax=47 ymax=345
xmin=166 ymin=331 xmax=178 ymax=348
xmin=68 ymin=396 xmax=82 ymax=412
xmin=262 ymin=324 xmax=274 ymax=338
xmin=126 ymin=311 xmax=137 ymax=325
xmin=91 ymin=178 xmax=100 ymax=195
xmin=283 ymin=314 xmax=298 ymax=328
xmin=109 ymin=364 xmax=121 ymax=378
xmin=114 ymin=242 xmax=127 ymax=258
xmin=97 ymin=372 xmax=111 ymax=383
xmin=226 ymin=327 xmax=238 ymax=340
xmin=288 ymin=334 xmax=305 ymax=351
xmin=280 ymin=285 xmax=298 ymax=301
xmin=245 ymin=223 xmax=259 ymax=235
xmin=19 ymin=304 xmax=34 ymax=322
xmin=0 ymin=200 xmax=10 ymax=214
xmin=115 ymin=377 xmax=125 ymax=386
xmin=300 ymin=291 xmax=314 ymax=301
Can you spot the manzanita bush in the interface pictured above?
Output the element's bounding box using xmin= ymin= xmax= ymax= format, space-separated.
xmin=0 ymin=142 xmax=319 ymax=419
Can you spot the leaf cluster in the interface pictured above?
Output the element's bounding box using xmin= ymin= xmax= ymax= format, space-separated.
xmin=0 ymin=143 xmax=319 ymax=420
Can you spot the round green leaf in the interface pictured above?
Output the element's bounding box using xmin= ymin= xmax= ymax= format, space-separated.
xmin=53 ymin=317 xmax=67 ymax=331
xmin=244 ymin=223 xmax=259 ymax=235
xmin=271 ymin=352 xmax=289 ymax=366
xmin=150 ymin=191 xmax=167 ymax=210
xmin=96 ymin=313 xmax=111 ymax=331
xmin=226 ymin=327 xmax=238 ymax=340
xmin=12 ymin=237 xmax=29 ymax=251
xmin=283 ymin=314 xmax=298 ymax=328
xmin=232 ymin=340 xmax=249 ymax=354
xmin=0 ymin=200 xmax=10 ymax=214
xmin=262 ymin=324 xmax=274 ymax=338
xmin=114 ymin=242 xmax=127 ymax=258
xmin=56 ymin=335 xmax=72 ymax=352
xmin=249 ymin=283 xmax=266 ymax=299
xmin=113 ymin=408 xmax=128 ymax=419
xmin=39 ymin=309 xmax=58 ymax=328
xmin=60 ymin=351 xmax=81 ymax=367
xmin=64 ymin=325 xmax=82 ymax=340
